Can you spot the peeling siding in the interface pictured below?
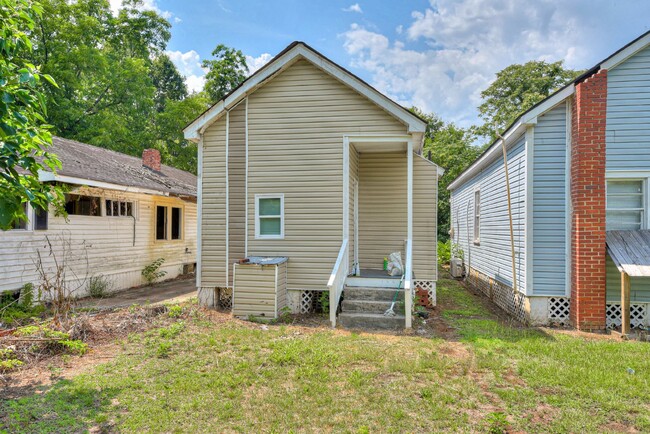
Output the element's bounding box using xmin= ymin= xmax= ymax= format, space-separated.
xmin=532 ymin=105 xmax=568 ymax=295
xmin=450 ymin=136 xmax=527 ymax=290
xmin=0 ymin=186 xmax=196 ymax=295
xmin=201 ymin=116 xmax=227 ymax=286
xmin=245 ymin=59 xmax=407 ymax=291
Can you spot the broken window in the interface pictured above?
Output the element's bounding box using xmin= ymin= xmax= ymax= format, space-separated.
xmin=156 ymin=206 xmax=167 ymax=240
xmin=171 ymin=207 xmax=182 ymax=240
xmin=106 ymin=199 xmax=134 ymax=217
xmin=65 ymin=194 xmax=100 ymax=216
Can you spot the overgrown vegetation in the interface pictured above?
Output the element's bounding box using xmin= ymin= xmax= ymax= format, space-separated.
xmin=88 ymin=275 xmax=112 ymax=299
xmin=141 ymin=258 xmax=167 ymax=286
xmin=0 ymin=285 xmax=45 ymax=328
xmin=3 ymin=278 xmax=649 ymax=433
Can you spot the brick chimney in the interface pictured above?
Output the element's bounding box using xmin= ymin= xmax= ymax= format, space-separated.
xmin=570 ymin=69 xmax=608 ymax=331
xmin=142 ymin=148 xmax=161 ymax=172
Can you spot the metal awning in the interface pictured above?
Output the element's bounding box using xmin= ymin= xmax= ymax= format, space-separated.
xmin=606 ymin=230 xmax=650 ymax=277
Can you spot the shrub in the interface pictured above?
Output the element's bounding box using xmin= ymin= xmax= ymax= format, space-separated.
xmin=142 ymin=258 xmax=167 ymax=285
xmin=88 ymin=275 xmax=112 ymax=298
xmin=437 ymin=240 xmax=452 ymax=265
xmin=167 ymin=305 xmax=183 ymax=318
xmin=0 ymin=348 xmax=23 ymax=372
xmin=15 ymin=325 xmax=87 ymax=355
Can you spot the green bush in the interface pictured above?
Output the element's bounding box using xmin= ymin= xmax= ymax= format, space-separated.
xmin=88 ymin=275 xmax=112 ymax=298
xmin=0 ymin=288 xmax=45 ymax=327
xmin=15 ymin=325 xmax=87 ymax=355
xmin=142 ymin=258 xmax=167 ymax=285
xmin=437 ymin=240 xmax=452 ymax=265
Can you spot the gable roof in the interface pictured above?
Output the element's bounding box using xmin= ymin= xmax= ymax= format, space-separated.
xmin=448 ymin=29 xmax=650 ymax=191
xmin=183 ymin=41 xmax=427 ymax=141
xmin=38 ymin=137 xmax=197 ymax=199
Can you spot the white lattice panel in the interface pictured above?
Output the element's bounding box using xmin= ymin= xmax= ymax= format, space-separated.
xmin=414 ymin=280 xmax=436 ymax=307
xmin=606 ymin=303 xmax=648 ymax=329
xmin=218 ymin=287 xmax=232 ymax=310
xmin=548 ymin=297 xmax=570 ymax=324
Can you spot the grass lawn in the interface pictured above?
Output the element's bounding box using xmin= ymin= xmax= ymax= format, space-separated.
xmin=2 ymin=274 xmax=650 ymax=433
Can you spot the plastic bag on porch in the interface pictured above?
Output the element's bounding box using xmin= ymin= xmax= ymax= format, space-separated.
xmin=386 ymin=251 xmax=403 ymax=277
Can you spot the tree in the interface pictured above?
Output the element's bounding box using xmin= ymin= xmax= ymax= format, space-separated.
xmin=202 ymin=44 xmax=248 ymax=103
xmin=0 ymin=0 xmax=64 ymax=230
xmin=476 ymin=60 xmax=581 ymax=142
xmin=151 ymin=54 xmax=188 ymax=112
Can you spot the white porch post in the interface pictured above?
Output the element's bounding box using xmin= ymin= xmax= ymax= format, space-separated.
xmin=343 ymin=136 xmax=350 ymax=241
xmin=405 ymin=140 xmax=413 ymax=328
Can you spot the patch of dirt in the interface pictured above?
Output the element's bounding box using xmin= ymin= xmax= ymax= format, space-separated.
xmin=600 ymin=421 xmax=639 ymax=433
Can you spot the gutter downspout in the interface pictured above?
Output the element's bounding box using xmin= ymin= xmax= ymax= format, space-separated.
xmin=498 ymin=132 xmax=518 ymax=293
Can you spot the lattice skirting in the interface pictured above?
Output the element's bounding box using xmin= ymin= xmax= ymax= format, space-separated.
xmin=466 ymin=267 xmax=527 ymax=323
xmin=299 ymin=290 xmax=327 ymax=314
xmin=548 ymin=297 xmax=570 ymax=325
xmin=606 ymin=303 xmax=650 ymax=329
xmin=414 ymin=280 xmax=436 ymax=307
xmin=217 ymin=287 xmax=232 ymax=310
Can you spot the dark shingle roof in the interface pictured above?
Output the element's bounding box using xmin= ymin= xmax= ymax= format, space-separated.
xmin=44 ymin=136 xmax=196 ymax=198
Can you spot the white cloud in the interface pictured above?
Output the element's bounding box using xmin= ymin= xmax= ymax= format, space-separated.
xmin=342 ymin=0 xmax=648 ymax=127
xmin=109 ymin=0 xmax=173 ymax=20
xmin=246 ymin=53 xmax=273 ymax=74
xmin=343 ymin=3 xmax=363 ymax=13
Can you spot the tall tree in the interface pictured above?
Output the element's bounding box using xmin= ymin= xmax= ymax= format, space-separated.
xmin=0 ymin=0 xmax=64 ymax=229
xmin=202 ymin=44 xmax=248 ymax=103
xmin=476 ymin=60 xmax=580 ymax=142
xmin=151 ymin=54 xmax=188 ymax=112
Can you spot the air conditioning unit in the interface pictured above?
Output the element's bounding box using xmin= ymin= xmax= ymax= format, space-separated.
xmin=450 ymin=258 xmax=465 ymax=278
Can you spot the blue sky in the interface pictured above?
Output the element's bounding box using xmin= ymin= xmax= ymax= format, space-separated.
xmin=113 ymin=0 xmax=650 ymax=127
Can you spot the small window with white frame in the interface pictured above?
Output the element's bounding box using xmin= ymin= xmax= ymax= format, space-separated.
xmin=606 ymin=179 xmax=645 ymax=230
xmin=105 ymin=199 xmax=134 ymax=217
xmin=473 ymin=190 xmax=480 ymax=244
xmin=255 ymin=194 xmax=284 ymax=239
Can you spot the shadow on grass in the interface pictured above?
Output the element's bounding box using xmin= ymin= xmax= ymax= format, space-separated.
xmin=1 ymin=379 xmax=120 ymax=433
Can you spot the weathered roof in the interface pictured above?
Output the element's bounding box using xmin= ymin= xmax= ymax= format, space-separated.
xmin=40 ymin=136 xmax=196 ymax=198
xmin=606 ymin=230 xmax=650 ymax=277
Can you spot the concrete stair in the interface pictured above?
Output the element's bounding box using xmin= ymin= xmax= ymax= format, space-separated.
xmin=338 ymin=286 xmax=405 ymax=330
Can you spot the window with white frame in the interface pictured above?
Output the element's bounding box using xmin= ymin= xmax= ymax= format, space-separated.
xmin=105 ymin=199 xmax=134 ymax=217
xmin=255 ymin=194 xmax=284 ymax=239
xmin=606 ymin=179 xmax=645 ymax=230
xmin=10 ymin=204 xmax=48 ymax=231
xmin=473 ymin=190 xmax=480 ymax=244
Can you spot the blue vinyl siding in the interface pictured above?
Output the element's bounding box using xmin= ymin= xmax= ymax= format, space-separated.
xmin=605 ymin=44 xmax=650 ymax=299
xmin=450 ymin=136 xmax=526 ymax=290
xmin=606 ymin=45 xmax=650 ymax=171
xmin=532 ymin=105 xmax=568 ymax=295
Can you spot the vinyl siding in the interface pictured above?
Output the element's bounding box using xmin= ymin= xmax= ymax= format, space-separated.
xmin=276 ymin=262 xmax=288 ymax=313
xmin=201 ymin=116 xmax=227 ymax=286
xmin=413 ymin=155 xmax=438 ymax=281
xmin=0 ymin=186 xmax=197 ymax=296
xmin=246 ymin=59 xmax=407 ymax=291
xmin=232 ymin=264 xmax=277 ymax=318
xmin=228 ymin=101 xmax=246 ymax=286
xmin=532 ymin=104 xmax=568 ymax=295
xmin=606 ymin=45 xmax=650 ymax=171
xmin=450 ymin=136 xmax=527 ymax=290
xmin=349 ymin=144 xmax=359 ymax=270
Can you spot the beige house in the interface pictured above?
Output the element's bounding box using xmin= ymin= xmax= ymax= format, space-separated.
xmin=0 ymin=137 xmax=197 ymax=299
xmin=184 ymin=42 xmax=441 ymax=328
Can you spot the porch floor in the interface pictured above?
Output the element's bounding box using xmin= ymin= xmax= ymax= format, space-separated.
xmin=358 ymin=268 xmax=401 ymax=279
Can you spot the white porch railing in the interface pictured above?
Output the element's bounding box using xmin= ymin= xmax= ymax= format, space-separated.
xmin=404 ymin=238 xmax=413 ymax=328
xmin=328 ymin=239 xmax=349 ymax=327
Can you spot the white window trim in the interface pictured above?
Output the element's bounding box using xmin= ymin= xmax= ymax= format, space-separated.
xmin=473 ymin=189 xmax=481 ymax=245
xmin=255 ymin=194 xmax=284 ymax=240
xmin=606 ymin=177 xmax=647 ymax=231
xmin=9 ymin=203 xmax=33 ymax=232
xmin=104 ymin=198 xmax=137 ymax=219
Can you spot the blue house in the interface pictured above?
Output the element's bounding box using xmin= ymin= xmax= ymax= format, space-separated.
xmin=449 ymin=31 xmax=650 ymax=332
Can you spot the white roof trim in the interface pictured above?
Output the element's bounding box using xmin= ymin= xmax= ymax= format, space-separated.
xmin=38 ymin=171 xmax=170 ymax=196
xmin=602 ymin=32 xmax=650 ymax=70
xmin=449 ymin=84 xmax=574 ymax=191
xmin=183 ymin=43 xmax=427 ymax=141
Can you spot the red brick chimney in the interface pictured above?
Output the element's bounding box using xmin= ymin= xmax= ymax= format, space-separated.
xmin=142 ymin=148 xmax=161 ymax=172
xmin=570 ymin=69 xmax=608 ymax=331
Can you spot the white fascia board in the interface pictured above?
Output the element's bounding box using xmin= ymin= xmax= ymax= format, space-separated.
xmin=38 ymin=171 xmax=169 ymax=196
xmin=449 ymin=84 xmax=574 ymax=192
xmin=183 ymin=44 xmax=426 ymax=141
xmin=602 ymin=33 xmax=650 ymax=70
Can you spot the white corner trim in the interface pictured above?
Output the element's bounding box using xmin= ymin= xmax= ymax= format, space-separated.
xmin=244 ymin=97 xmax=249 ymax=256
xmin=183 ymin=44 xmax=426 ymax=141
xmin=602 ymin=32 xmax=650 ymax=70
xmin=565 ymin=99 xmax=572 ymax=297
xmin=254 ymin=193 xmax=285 ymax=239
xmin=196 ymin=136 xmax=204 ymax=288
xmin=225 ymin=110 xmax=230 ymax=286
xmin=343 ymin=136 xmax=350 ymax=241
xmin=38 ymin=171 xmax=168 ymax=197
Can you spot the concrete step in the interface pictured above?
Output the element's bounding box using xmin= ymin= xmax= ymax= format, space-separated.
xmin=344 ymin=286 xmax=403 ymax=302
xmin=338 ymin=312 xmax=406 ymax=330
xmin=345 ymin=276 xmax=403 ymax=288
xmin=341 ymin=299 xmax=403 ymax=314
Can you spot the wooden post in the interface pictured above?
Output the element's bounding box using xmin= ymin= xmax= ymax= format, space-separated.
xmin=621 ymin=271 xmax=631 ymax=335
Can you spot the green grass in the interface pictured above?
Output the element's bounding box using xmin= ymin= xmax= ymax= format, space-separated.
xmin=2 ymin=277 xmax=650 ymax=433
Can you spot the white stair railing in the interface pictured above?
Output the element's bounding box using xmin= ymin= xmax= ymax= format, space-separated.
xmin=328 ymin=239 xmax=349 ymax=327
xmin=404 ymin=238 xmax=413 ymax=328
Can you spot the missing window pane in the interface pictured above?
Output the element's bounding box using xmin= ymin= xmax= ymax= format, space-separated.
xmin=65 ymin=195 xmax=100 ymax=216
xmin=171 ymin=207 xmax=182 ymax=240
xmin=156 ymin=206 xmax=167 ymax=240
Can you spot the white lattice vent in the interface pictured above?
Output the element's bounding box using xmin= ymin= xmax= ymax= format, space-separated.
xmin=218 ymin=287 xmax=232 ymax=310
xmin=606 ymin=303 xmax=648 ymax=329
xmin=548 ymin=297 xmax=570 ymax=324
xmin=414 ymin=280 xmax=436 ymax=307
xmin=299 ymin=290 xmax=327 ymax=314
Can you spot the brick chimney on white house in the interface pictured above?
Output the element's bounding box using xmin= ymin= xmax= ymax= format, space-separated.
xmin=142 ymin=148 xmax=161 ymax=172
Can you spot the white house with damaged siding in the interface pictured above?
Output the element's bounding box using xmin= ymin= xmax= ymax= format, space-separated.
xmin=184 ymin=41 xmax=442 ymax=329
xmin=449 ymin=31 xmax=650 ymax=331
xmin=0 ymin=137 xmax=197 ymax=299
